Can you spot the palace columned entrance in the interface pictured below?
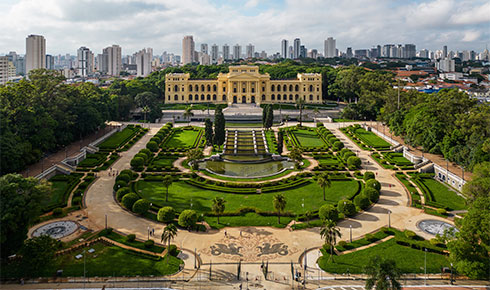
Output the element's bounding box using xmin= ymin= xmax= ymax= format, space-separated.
xmin=242 ymin=96 xmax=246 ymax=103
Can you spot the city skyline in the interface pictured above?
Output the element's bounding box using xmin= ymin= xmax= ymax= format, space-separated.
xmin=0 ymin=0 xmax=489 ymax=56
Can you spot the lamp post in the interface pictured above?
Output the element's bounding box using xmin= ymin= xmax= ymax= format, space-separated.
xmin=450 ymin=262 xmax=454 ymax=285
xmin=424 ymin=248 xmax=427 ymax=286
xmin=388 ymin=210 xmax=391 ymax=228
xmin=105 ymin=214 xmax=107 ymax=230
xmin=83 ymin=249 xmax=86 ymax=289
xmin=302 ymin=198 xmax=304 ymax=214
xmin=147 ymin=226 xmax=150 ymax=240
xmin=349 ymin=225 xmax=352 ymax=243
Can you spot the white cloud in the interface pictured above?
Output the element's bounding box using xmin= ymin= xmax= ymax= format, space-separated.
xmin=0 ymin=0 xmax=488 ymax=55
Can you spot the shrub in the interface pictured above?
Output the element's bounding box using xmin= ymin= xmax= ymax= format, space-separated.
xmin=150 ymin=136 xmax=161 ymax=144
xmin=347 ymin=156 xmax=362 ymax=169
xmin=178 ymin=209 xmax=198 ymax=229
xmin=363 ymin=171 xmax=375 ymax=181
xmin=144 ymin=240 xmax=154 ymax=248
xmin=364 ymin=187 xmax=380 ymax=203
xmin=365 ymin=179 xmax=381 ymax=191
xmin=167 ymin=244 xmax=179 ymax=256
xmin=114 ymin=180 xmax=127 ymax=191
xmin=365 ymin=233 xmax=376 ymax=242
xmin=316 ymin=122 xmax=324 ymax=127
xmin=120 ymin=169 xmax=135 ymax=179
xmin=100 ymin=227 xmax=113 ymax=236
xmin=157 ymin=206 xmax=175 ymax=223
xmin=72 ymin=196 xmax=82 ymax=206
xmin=404 ymin=230 xmax=416 ymax=239
xmin=52 ymin=207 xmax=63 ymax=217
xmin=333 ymin=141 xmax=344 ymax=151
xmin=140 ymin=148 xmax=153 ymax=158
xmin=135 ymin=153 xmax=148 ymax=163
xmin=130 ymin=157 xmax=144 ymax=169
xmin=126 ymin=234 xmax=136 ymax=242
xmin=121 ymin=192 xmax=139 ymax=210
xmin=116 ymin=187 xmax=131 ymax=201
xmin=116 ymin=173 xmax=131 ymax=183
xmin=337 ymin=240 xmax=347 ymax=248
xmin=436 ymin=208 xmax=447 ymax=215
xmin=338 ymin=200 xmax=357 ymax=217
xmin=354 ymin=194 xmax=371 ymax=210
xmin=132 ymin=199 xmax=150 ymax=215
xmin=147 ymin=141 xmax=159 ymax=152
xmin=318 ymin=204 xmax=339 ymax=221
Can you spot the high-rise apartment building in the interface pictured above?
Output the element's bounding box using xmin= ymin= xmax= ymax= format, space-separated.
xmin=346 ymin=47 xmax=353 ymax=58
xmin=102 ymin=45 xmax=122 ymax=76
xmin=211 ymin=44 xmax=219 ymax=64
xmin=46 ymin=54 xmax=55 ymax=70
xmin=182 ymin=35 xmax=195 ymax=65
xmin=246 ymin=44 xmax=254 ymax=59
xmin=299 ymin=45 xmax=307 ymax=58
xmin=77 ymin=47 xmax=94 ymax=77
xmin=324 ymin=37 xmax=336 ymax=58
xmin=404 ymin=44 xmax=416 ymax=58
xmin=436 ymin=58 xmax=455 ymax=72
xmin=443 ymin=45 xmax=448 ymax=58
xmin=293 ymin=38 xmax=301 ymax=59
xmin=0 ymin=56 xmax=8 ymax=85
xmin=200 ymin=43 xmax=208 ymax=55
xmin=222 ymin=44 xmax=230 ymax=61
xmin=135 ymin=48 xmax=153 ymax=77
xmin=25 ymin=34 xmax=46 ymax=75
xmin=233 ymin=44 xmax=242 ymax=60
xmin=281 ymin=39 xmax=288 ymax=59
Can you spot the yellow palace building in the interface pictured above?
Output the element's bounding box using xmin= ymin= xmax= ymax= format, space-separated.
xmin=165 ymin=65 xmax=322 ymax=105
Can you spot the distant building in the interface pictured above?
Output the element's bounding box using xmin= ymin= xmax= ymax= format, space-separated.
xmin=281 ymin=39 xmax=288 ymax=59
xmin=222 ymin=44 xmax=230 ymax=61
xmin=299 ymin=45 xmax=307 ymax=58
xmin=200 ymin=43 xmax=208 ymax=55
xmin=443 ymin=45 xmax=448 ymax=58
xmin=165 ymin=65 xmax=322 ymax=105
xmin=404 ymin=44 xmax=416 ymax=58
xmin=77 ymin=47 xmax=94 ymax=77
xmin=25 ymin=34 xmax=46 ymax=75
xmin=46 ymin=54 xmax=55 ymax=70
xmin=293 ymin=38 xmax=301 ymax=59
xmin=0 ymin=56 xmax=8 ymax=85
xmin=354 ymin=49 xmax=368 ymax=58
xmin=211 ymin=44 xmax=219 ymax=64
xmin=199 ymin=52 xmax=211 ymax=65
xmin=346 ymin=47 xmax=353 ymax=58
xmin=102 ymin=45 xmax=122 ymax=76
xmin=182 ymin=35 xmax=195 ymax=65
xmin=233 ymin=44 xmax=242 ymax=60
xmin=436 ymin=58 xmax=455 ymax=72
xmin=324 ymin=37 xmax=336 ymax=58
xmin=135 ymin=48 xmax=153 ymax=77
xmin=246 ymin=44 xmax=254 ymax=59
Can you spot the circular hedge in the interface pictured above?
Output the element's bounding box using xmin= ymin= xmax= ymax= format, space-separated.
xmin=121 ymin=192 xmax=139 ymax=209
xmin=116 ymin=187 xmax=131 ymax=201
xmin=366 ymin=179 xmax=381 ymax=191
xmin=318 ymin=204 xmax=339 ymax=221
xmin=130 ymin=157 xmax=144 ymax=169
xmin=364 ymin=187 xmax=380 ymax=202
xmin=147 ymin=141 xmax=159 ymax=152
xmin=347 ymin=156 xmax=362 ymax=169
xmin=363 ymin=171 xmax=375 ymax=181
xmin=132 ymin=199 xmax=150 ymax=215
xmin=157 ymin=206 xmax=175 ymax=223
xmin=178 ymin=209 xmax=198 ymax=229
xmin=338 ymin=199 xmax=357 ymax=217
xmin=354 ymin=194 xmax=371 ymax=210
xmin=116 ymin=173 xmax=131 ymax=183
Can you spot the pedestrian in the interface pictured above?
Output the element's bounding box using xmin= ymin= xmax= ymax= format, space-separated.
xmin=152 ymin=228 xmax=155 ymax=235
xmin=240 ymin=230 xmax=242 ymax=237
xmin=375 ymin=172 xmax=378 ymax=176
xmin=224 ymin=230 xmax=227 ymax=237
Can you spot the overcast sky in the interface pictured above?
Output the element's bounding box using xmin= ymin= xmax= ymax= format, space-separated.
xmin=1 ymin=0 xmax=489 ymax=56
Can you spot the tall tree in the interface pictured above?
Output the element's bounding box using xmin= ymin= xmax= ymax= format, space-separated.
xmin=262 ymin=104 xmax=268 ymax=127
xmin=265 ymin=105 xmax=274 ymax=129
xmin=19 ymin=235 xmax=61 ymax=277
xmin=320 ymin=219 xmax=341 ymax=262
xmin=204 ymin=118 xmax=214 ymax=146
xmin=296 ymin=97 xmax=306 ymax=126
xmin=183 ymin=106 xmax=194 ymax=122
xmin=317 ymin=173 xmax=332 ymax=201
xmin=277 ymin=131 xmax=284 ymax=155
xmin=212 ymin=197 xmax=226 ymax=224
xmin=186 ymin=148 xmax=204 ymax=170
xmin=364 ymin=256 xmax=401 ymax=290
xmin=273 ymin=193 xmax=287 ymax=224
xmin=161 ymin=224 xmax=178 ymax=263
xmin=162 ymin=175 xmax=173 ymax=202
xmin=0 ymin=174 xmax=49 ymax=257
xmin=289 ymin=147 xmax=303 ymax=165
xmin=213 ymin=106 xmax=226 ymax=146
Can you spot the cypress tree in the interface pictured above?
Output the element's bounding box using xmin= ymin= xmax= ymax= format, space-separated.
xmin=213 ymin=106 xmax=226 ymax=146
xmin=277 ymin=131 xmax=283 ymax=155
xmin=266 ymin=105 xmax=274 ymax=129
xmin=204 ymin=118 xmax=214 ymax=146
xmin=262 ymin=105 xmax=268 ymax=128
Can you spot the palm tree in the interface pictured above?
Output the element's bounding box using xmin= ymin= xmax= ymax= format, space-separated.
xmin=317 ymin=173 xmax=331 ymax=201
xmin=296 ymin=97 xmax=305 ymax=126
xmin=212 ymin=197 xmax=226 ymax=224
xmin=142 ymin=105 xmax=150 ymax=125
xmin=320 ymin=219 xmax=341 ymax=262
xmin=162 ymin=175 xmax=173 ymax=202
xmin=183 ymin=106 xmax=194 ymax=123
xmin=273 ymin=193 xmax=287 ymax=224
xmin=313 ymin=107 xmax=319 ymax=121
xmin=365 ymin=256 xmax=401 ymax=290
xmin=161 ymin=224 xmax=178 ymax=263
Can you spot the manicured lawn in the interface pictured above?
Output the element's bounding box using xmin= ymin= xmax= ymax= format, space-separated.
xmin=77 ymin=152 xmax=108 ymax=167
xmin=383 ymin=152 xmax=412 ymax=166
xmin=419 ymin=178 xmax=466 ymax=211
xmin=265 ymin=130 xmax=278 ymax=154
xmin=98 ymin=126 xmax=140 ymax=149
xmin=163 ymin=128 xmax=201 ymax=148
xmin=318 ymin=238 xmax=449 ymax=274
xmin=101 ymin=231 xmax=165 ymax=254
xmin=43 ymin=174 xmax=82 ymax=211
xmin=353 ymin=127 xmax=391 ymax=149
xmin=151 ymin=156 xmax=178 ymax=167
xmin=135 ymin=179 xmax=360 ymax=215
xmin=291 ymin=129 xmax=325 ymax=147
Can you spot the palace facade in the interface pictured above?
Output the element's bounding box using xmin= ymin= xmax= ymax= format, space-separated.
xmin=165 ymin=65 xmax=322 ymax=105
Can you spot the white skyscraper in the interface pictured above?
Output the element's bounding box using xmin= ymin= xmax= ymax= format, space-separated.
xmin=0 ymin=56 xmax=8 ymax=85
xmin=233 ymin=44 xmax=242 ymax=60
xmin=211 ymin=44 xmax=219 ymax=64
xmin=223 ymin=44 xmax=230 ymax=60
xmin=135 ymin=48 xmax=153 ymax=77
xmin=293 ymin=38 xmax=301 ymax=59
xmin=77 ymin=47 xmax=94 ymax=77
xmin=281 ymin=39 xmax=288 ymax=59
xmin=324 ymin=37 xmax=336 ymax=58
xmin=245 ymin=44 xmax=254 ymax=59
xmin=25 ymin=34 xmax=46 ymax=75
xmin=182 ymin=35 xmax=195 ymax=65
xmin=102 ymin=45 xmax=122 ymax=76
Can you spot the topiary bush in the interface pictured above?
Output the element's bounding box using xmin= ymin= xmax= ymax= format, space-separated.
xmin=130 ymin=156 xmax=144 ymax=169
xmin=114 ymin=180 xmax=128 ymax=191
xmin=364 ymin=186 xmax=380 ymax=203
xmin=146 ymin=141 xmax=159 ymax=152
xmin=126 ymin=234 xmax=136 ymax=242
xmin=116 ymin=187 xmax=131 ymax=201
xmin=140 ymin=148 xmax=153 ymax=158
xmin=363 ymin=171 xmax=375 ymax=181
xmin=333 ymin=141 xmax=344 ymax=151
xmin=337 ymin=199 xmax=357 ymax=217
xmin=121 ymin=192 xmax=139 ymax=210
xmin=404 ymin=230 xmax=416 ymax=239
xmin=365 ymin=179 xmax=381 ymax=191
xmin=167 ymin=244 xmax=179 ymax=256
xmin=354 ymin=194 xmax=371 ymax=210
xmin=347 ymin=156 xmax=362 ymax=169
xmin=318 ymin=204 xmax=339 ymax=222
xmin=178 ymin=209 xmax=198 ymax=230
xmin=144 ymin=239 xmax=154 ymax=248
xmin=52 ymin=207 xmax=63 ymax=217
xmin=132 ymin=199 xmax=150 ymax=215
xmin=157 ymin=206 xmax=175 ymax=223
xmin=120 ymin=169 xmax=135 ymax=179
xmin=72 ymin=196 xmax=82 ymax=206
xmin=116 ymin=173 xmax=131 ymax=183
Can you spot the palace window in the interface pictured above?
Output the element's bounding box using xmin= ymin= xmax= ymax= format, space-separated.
xmin=222 ymin=95 xmax=226 ymax=101
xmin=195 ymin=85 xmax=198 ymax=91
xmin=289 ymin=84 xmax=293 ymax=91
xmin=174 ymin=85 xmax=179 ymax=92
xmin=309 ymin=85 xmax=313 ymax=92
xmin=213 ymin=85 xmax=217 ymax=92
xmin=251 ymin=88 xmax=255 ymax=93
xmin=201 ymin=94 xmax=204 ymax=101
xmin=207 ymin=85 xmax=211 ymax=91
xmin=277 ymin=85 xmax=281 ymax=92
xmin=277 ymin=94 xmax=281 ymax=101
xmin=289 ymin=94 xmax=293 ymax=101
xmin=189 ymin=94 xmax=193 ymax=101
xmin=174 ymin=95 xmax=178 ymax=100
xmin=262 ymin=95 xmax=266 ymax=101
xmin=207 ymin=94 xmax=211 ymax=101
xmin=213 ymin=94 xmax=217 ymax=101
xmin=271 ymin=94 xmax=275 ymax=100
xmin=201 ymin=85 xmax=205 ymax=91
xmin=189 ymin=85 xmax=193 ymax=92
xmin=283 ymin=84 xmax=287 ymax=91
xmin=223 ymin=87 xmax=226 ymax=92
xmin=233 ymin=88 xmax=237 ymax=93
xmin=271 ymin=85 xmax=275 ymax=92
xmin=242 ymin=88 xmax=246 ymax=93
xmin=309 ymin=94 xmax=313 ymax=101
xmin=295 ymin=84 xmax=299 ymax=91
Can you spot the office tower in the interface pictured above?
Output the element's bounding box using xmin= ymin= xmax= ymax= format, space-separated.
xmin=246 ymin=44 xmax=254 ymax=59
xmin=200 ymin=43 xmax=208 ymax=55
xmin=418 ymin=49 xmax=429 ymax=58
xmin=293 ymin=38 xmax=301 ymax=59
xmin=25 ymin=34 xmax=46 ymax=74
xmin=346 ymin=47 xmax=353 ymax=58
xmin=443 ymin=45 xmax=448 ymax=58
xmin=260 ymin=51 xmax=267 ymax=59
xmin=299 ymin=45 xmax=307 ymax=58
xmin=288 ymin=46 xmax=294 ymax=59
xmin=222 ymin=44 xmax=230 ymax=60
xmin=281 ymin=39 xmax=288 ymax=59
xmin=233 ymin=44 xmax=242 ymax=60
xmin=45 ymin=54 xmax=54 ymax=70
xmin=135 ymin=48 xmax=153 ymax=77
xmin=308 ymin=49 xmax=318 ymax=59
xmin=211 ymin=44 xmax=219 ymax=64
xmin=354 ymin=49 xmax=368 ymax=58
xmin=102 ymin=45 xmax=122 ymax=76
xmin=0 ymin=56 xmax=8 ymax=85
xmin=77 ymin=47 xmax=94 ymax=77
xmin=324 ymin=37 xmax=336 ymax=58
xmin=404 ymin=44 xmax=416 ymax=58
xmin=182 ymin=35 xmax=195 ymax=65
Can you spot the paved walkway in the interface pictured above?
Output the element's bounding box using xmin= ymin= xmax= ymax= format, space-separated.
xmin=27 ymin=121 xmax=460 ymax=290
